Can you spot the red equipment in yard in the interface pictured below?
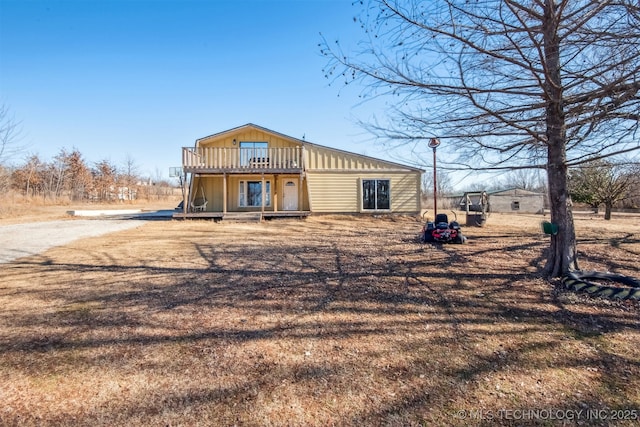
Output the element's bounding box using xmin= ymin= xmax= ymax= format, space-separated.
xmin=421 ymin=211 xmax=467 ymax=244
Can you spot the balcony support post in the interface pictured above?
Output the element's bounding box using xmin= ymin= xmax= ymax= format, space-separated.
xmin=261 ymin=173 xmax=266 ymax=214
xmin=223 ymin=173 xmax=228 ymax=214
xmin=299 ymin=172 xmax=303 ymax=212
xmin=184 ymin=172 xmax=191 ymax=214
xmin=273 ymin=176 xmax=278 ymax=213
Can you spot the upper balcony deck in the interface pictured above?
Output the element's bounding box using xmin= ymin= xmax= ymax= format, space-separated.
xmin=182 ymin=146 xmax=303 ymax=173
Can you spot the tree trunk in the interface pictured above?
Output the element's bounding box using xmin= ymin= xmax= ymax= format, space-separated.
xmin=604 ymin=203 xmax=612 ymax=220
xmin=542 ymin=0 xmax=578 ymax=278
xmin=544 ymin=144 xmax=578 ymax=277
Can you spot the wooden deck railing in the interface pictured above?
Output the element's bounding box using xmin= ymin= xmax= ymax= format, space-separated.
xmin=182 ymin=147 xmax=302 ymax=171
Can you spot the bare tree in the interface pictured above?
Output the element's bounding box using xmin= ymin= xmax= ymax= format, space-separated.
xmin=0 ymin=105 xmax=25 ymax=192
xmin=43 ymin=149 xmax=71 ymax=200
xmin=119 ymin=154 xmax=140 ymax=202
xmin=569 ymin=160 xmax=638 ymax=220
xmin=65 ymin=149 xmax=92 ymax=202
xmin=0 ymin=105 xmax=24 ymax=165
xmin=11 ymin=155 xmax=44 ymax=197
xmin=422 ymin=170 xmax=453 ymax=195
xmin=500 ymin=169 xmax=547 ymax=193
xmin=0 ymin=165 xmax=10 ymax=194
xmin=149 ymin=167 xmax=176 ymax=201
xmin=321 ymin=0 xmax=640 ymax=277
xmin=421 ymin=170 xmax=454 ymax=210
xmin=623 ymin=164 xmax=640 ymax=209
xmin=92 ymin=159 xmax=118 ymax=202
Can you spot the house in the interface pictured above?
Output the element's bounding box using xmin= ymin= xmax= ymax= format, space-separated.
xmin=174 ymin=124 xmax=424 ymax=219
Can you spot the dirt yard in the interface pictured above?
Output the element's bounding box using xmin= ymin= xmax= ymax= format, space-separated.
xmin=1 ymin=211 xmax=639 ymax=426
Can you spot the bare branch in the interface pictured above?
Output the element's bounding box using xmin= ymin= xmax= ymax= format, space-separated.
xmin=0 ymin=104 xmax=25 ymax=164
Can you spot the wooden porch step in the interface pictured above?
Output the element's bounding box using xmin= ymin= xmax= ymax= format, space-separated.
xmin=222 ymin=212 xmax=263 ymax=222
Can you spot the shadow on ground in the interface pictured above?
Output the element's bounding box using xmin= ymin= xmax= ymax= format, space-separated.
xmin=1 ymin=217 xmax=638 ymax=426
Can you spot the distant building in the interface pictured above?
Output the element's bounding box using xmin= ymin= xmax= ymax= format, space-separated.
xmin=455 ymin=188 xmax=545 ymax=214
xmin=116 ymin=186 xmax=137 ymax=201
xmin=487 ymin=188 xmax=545 ymax=213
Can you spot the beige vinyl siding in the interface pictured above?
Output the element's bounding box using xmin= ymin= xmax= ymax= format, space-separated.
xmin=306 ymin=172 xmax=359 ymax=212
xmin=304 ymin=143 xmax=422 ymax=214
xmin=306 ymin=171 xmax=421 ymax=213
xmin=390 ymin=173 xmax=422 ymax=213
xmin=199 ymin=129 xmax=299 ymax=150
xmin=192 ymin=176 xmax=225 ymax=212
xmin=304 ymin=145 xmax=403 ymax=171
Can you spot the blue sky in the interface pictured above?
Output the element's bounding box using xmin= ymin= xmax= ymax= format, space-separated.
xmin=1 ymin=0 xmax=396 ymax=180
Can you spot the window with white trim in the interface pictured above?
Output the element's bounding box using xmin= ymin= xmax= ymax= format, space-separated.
xmin=239 ymin=180 xmax=271 ymax=207
xmin=362 ymin=179 xmax=390 ymax=210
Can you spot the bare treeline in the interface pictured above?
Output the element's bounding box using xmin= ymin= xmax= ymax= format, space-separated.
xmin=1 ymin=148 xmax=176 ymax=203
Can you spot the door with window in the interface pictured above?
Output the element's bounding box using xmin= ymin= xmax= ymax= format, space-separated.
xmin=283 ymin=180 xmax=298 ymax=211
xmin=239 ymin=180 xmax=271 ymax=207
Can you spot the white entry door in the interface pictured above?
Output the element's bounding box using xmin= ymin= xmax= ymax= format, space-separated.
xmin=283 ymin=180 xmax=298 ymax=211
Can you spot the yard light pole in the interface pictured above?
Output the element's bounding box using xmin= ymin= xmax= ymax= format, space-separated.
xmin=428 ymin=138 xmax=441 ymax=218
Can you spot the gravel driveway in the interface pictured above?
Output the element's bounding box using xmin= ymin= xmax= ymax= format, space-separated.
xmin=0 ymin=219 xmax=145 ymax=264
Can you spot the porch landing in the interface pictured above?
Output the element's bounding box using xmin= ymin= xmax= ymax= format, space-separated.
xmin=172 ymin=211 xmax=310 ymax=221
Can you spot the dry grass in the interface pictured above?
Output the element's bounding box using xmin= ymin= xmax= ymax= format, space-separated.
xmin=1 ymin=211 xmax=639 ymax=426
xmin=0 ymin=193 xmax=181 ymax=225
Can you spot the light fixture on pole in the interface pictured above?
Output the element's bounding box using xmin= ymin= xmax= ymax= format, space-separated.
xmin=428 ymin=138 xmax=441 ymax=217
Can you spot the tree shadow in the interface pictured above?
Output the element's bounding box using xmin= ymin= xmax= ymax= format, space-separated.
xmin=0 ymin=218 xmax=638 ymax=426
